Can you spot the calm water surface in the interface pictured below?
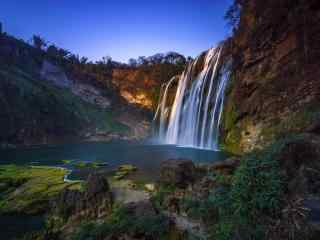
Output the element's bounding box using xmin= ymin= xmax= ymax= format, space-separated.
xmin=0 ymin=141 xmax=228 ymax=239
xmin=0 ymin=141 xmax=229 ymax=180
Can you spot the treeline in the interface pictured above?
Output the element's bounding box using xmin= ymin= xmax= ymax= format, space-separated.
xmin=31 ymin=35 xmax=191 ymax=69
xmin=0 ymin=28 xmax=189 ymax=101
xmin=29 ymin=35 xmax=190 ymax=90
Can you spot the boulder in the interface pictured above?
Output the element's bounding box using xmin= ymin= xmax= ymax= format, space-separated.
xmin=160 ymin=159 xmax=196 ymax=188
xmin=125 ymin=200 xmax=157 ymax=218
xmin=52 ymin=173 xmax=113 ymax=221
xmin=277 ymin=134 xmax=320 ymax=198
xmin=209 ymin=157 xmax=241 ymax=175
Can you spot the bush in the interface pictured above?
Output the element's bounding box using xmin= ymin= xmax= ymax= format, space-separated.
xmin=71 ymin=206 xmax=170 ymax=240
xmin=210 ymin=138 xmax=287 ymax=239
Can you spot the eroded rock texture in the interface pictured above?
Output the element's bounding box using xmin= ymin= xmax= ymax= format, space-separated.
xmin=52 ymin=174 xmax=113 ymax=221
xmin=222 ymin=0 xmax=320 ymax=153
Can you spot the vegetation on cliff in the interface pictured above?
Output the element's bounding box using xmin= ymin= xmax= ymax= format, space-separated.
xmin=221 ymin=0 xmax=320 ymax=154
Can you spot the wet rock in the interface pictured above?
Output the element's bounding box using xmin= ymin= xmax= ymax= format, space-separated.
xmin=164 ymin=195 xmax=181 ymax=213
xmin=125 ymin=200 xmax=157 ymax=218
xmin=278 ymin=134 xmax=320 ymax=198
xmin=209 ymin=157 xmax=241 ymax=175
xmin=195 ymin=176 xmax=218 ymax=199
xmin=144 ymin=183 xmax=155 ymax=192
xmin=160 ymin=159 xmax=196 ymax=188
xmin=222 ymin=0 xmax=320 ymax=154
xmin=114 ymin=164 xmax=138 ymax=180
xmin=52 ymin=173 xmax=113 ymax=221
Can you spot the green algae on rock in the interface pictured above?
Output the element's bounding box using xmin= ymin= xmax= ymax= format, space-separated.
xmin=0 ymin=165 xmax=82 ymax=214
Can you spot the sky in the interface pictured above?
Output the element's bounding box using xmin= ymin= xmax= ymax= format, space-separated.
xmin=1 ymin=0 xmax=233 ymax=63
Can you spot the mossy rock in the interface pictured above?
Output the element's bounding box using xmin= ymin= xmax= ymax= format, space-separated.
xmin=113 ymin=165 xmax=138 ymax=181
xmin=0 ymin=165 xmax=82 ymax=214
xmin=118 ymin=164 xmax=138 ymax=172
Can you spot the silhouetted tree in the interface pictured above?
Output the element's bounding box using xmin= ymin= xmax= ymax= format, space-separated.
xmin=225 ymin=0 xmax=242 ymax=31
xmin=47 ymin=45 xmax=59 ymax=57
xmin=102 ymin=55 xmax=112 ymax=65
xmin=137 ymin=56 xmax=147 ymax=65
xmin=32 ymin=35 xmax=47 ymax=50
xmin=128 ymin=58 xmax=138 ymax=67
xmin=57 ymin=48 xmax=71 ymax=59
xmin=80 ymin=56 xmax=88 ymax=64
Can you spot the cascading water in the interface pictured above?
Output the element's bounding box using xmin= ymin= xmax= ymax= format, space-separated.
xmin=154 ymin=46 xmax=230 ymax=151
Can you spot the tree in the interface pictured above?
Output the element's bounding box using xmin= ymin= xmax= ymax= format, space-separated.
xmin=136 ymin=56 xmax=147 ymax=65
xmin=32 ymin=35 xmax=47 ymax=50
xmin=57 ymin=48 xmax=71 ymax=59
xmin=80 ymin=56 xmax=88 ymax=64
xmin=187 ymin=56 xmax=194 ymax=62
xmin=225 ymin=0 xmax=242 ymax=31
xmin=165 ymin=52 xmax=186 ymax=65
xmin=102 ymin=55 xmax=112 ymax=65
xmin=128 ymin=58 xmax=138 ymax=67
xmin=47 ymin=45 xmax=59 ymax=57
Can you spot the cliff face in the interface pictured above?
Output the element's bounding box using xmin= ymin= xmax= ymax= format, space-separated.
xmin=222 ymin=0 xmax=320 ymax=154
xmin=112 ymin=64 xmax=184 ymax=110
xmin=0 ymin=34 xmax=150 ymax=146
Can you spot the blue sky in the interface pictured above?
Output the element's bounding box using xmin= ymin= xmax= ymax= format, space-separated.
xmin=1 ymin=0 xmax=233 ymax=62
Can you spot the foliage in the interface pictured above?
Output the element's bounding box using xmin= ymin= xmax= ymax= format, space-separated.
xmin=70 ymin=206 xmax=170 ymax=240
xmin=209 ymin=139 xmax=287 ymax=239
xmin=32 ymin=35 xmax=47 ymax=50
xmin=151 ymin=184 xmax=177 ymax=210
xmin=0 ymin=65 xmax=129 ymax=144
xmin=128 ymin=52 xmax=187 ymax=67
xmin=224 ymin=0 xmax=242 ymax=31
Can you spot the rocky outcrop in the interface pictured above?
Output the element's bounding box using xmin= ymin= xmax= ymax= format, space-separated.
xmin=222 ymin=0 xmax=320 ymax=154
xmin=71 ymin=83 xmax=111 ymax=109
xmin=112 ymin=64 xmax=184 ymax=110
xmin=52 ymin=174 xmax=113 ymax=221
xmin=40 ymin=60 xmax=71 ymax=88
xmin=277 ymin=134 xmax=320 ymax=198
xmin=160 ymin=159 xmax=196 ymax=188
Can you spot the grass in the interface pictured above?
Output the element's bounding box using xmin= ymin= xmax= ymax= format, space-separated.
xmin=0 ymin=165 xmax=82 ymax=214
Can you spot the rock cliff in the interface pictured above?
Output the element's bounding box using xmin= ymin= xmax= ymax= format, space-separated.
xmin=112 ymin=64 xmax=184 ymax=111
xmin=222 ymin=0 xmax=320 ymax=154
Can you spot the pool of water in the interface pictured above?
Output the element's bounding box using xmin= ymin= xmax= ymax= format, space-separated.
xmin=0 ymin=141 xmax=229 ymax=239
xmin=0 ymin=141 xmax=229 ymax=180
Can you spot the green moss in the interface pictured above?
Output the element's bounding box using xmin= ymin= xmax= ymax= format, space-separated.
xmin=0 ymin=165 xmax=82 ymax=214
xmin=113 ymin=164 xmax=138 ymax=180
xmin=220 ymin=90 xmax=242 ymax=154
xmin=222 ymin=127 xmax=242 ymax=154
xmin=61 ymin=160 xmax=72 ymax=164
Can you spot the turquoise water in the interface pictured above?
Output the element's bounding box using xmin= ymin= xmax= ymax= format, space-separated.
xmin=0 ymin=141 xmax=229 ymax=180
xmin=0 ymin=142 xmax=229 ymax=239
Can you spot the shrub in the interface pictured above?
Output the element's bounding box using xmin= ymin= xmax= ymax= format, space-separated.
xmin=70 ymin=206 xmax=170 ymax=240
xmin=210 ymin=138 xmax=288 ymax=239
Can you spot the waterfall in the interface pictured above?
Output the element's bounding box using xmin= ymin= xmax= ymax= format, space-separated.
xmin=154 ymin=46 xmax=230 ymax=151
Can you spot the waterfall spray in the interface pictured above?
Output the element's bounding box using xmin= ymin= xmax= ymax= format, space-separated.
xmin=154 ymin=46 xmax=230 ymax=150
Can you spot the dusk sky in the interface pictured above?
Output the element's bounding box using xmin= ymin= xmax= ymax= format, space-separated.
xmin=1 ymin=0 xmax=233 ymax=62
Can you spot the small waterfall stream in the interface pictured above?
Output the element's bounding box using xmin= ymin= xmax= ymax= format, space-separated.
xmin=154 ymin=46 xmax=230 ymax=151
